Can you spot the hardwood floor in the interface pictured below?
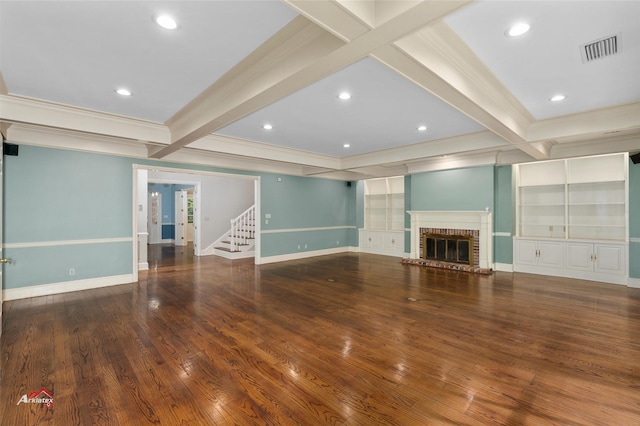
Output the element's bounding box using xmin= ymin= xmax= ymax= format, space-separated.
xmin=2 ymin=248 xmax=640 ymax=425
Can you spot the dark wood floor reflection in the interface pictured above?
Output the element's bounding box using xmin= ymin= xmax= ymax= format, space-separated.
xmin=2 ymin=250 xmax=640 ymax=425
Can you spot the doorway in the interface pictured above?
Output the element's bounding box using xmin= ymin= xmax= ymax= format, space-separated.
xmin=132 ymin=165 xmax=260 ymax=282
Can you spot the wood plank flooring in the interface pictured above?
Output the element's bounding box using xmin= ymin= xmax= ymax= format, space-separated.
xmin=2 ymin=246 xmax=640 ymax=425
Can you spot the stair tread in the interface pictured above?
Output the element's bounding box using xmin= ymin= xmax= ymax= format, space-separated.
xmin=214 ymin=246 xmax=242 ymax=253
xmin=221 ymin=241 xmax=250 ymax=246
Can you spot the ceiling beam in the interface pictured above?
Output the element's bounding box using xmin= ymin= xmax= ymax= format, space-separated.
xmin=291 ymin=1 xmax=549 ymax=161
xmin=155 ymin=16 xmax=343 ymax=158
xmin=152 ymin=1 xmax=471 ymax=159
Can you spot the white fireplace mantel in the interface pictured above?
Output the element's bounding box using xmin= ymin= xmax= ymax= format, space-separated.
xmin=408 ymin=211 xmax=493 ymax=269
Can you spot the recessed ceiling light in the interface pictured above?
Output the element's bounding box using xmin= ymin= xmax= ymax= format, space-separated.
xmin=343 ymin=143 xmax=351 ymax=148
xmin=115 ymin=88 xmax=132 ymax=96
xmin=156 ymin=15 xmax=177 ymax=30
xmin=550 ymin=94 xmax=566 ymax=102
xmin=338 ymin=92 xmax=351 ymax=100
xmin=506 ymin=22 xmax=530 ymax=37
xmin=417 ymin=125 xmax=427 ymax=131
xmin=262 ymin=124 xmax=273 ymax=130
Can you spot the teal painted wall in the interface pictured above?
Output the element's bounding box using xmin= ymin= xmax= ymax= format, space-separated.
xmin=629 ymin=159 xmax=640 ymax=278
xmin=494 ymin=165 xmax=513 ymax=264
xmin=3 ymin=145 xmax=356 ymax=290
xmin=260 ymin=174 xmax=353 ymax=257
xmin=410 ymin=166 xmax=494 ymax=212
xmin=3 ymin=242 xmax=132 ymax=289
xmin=3 ymin=146 xmax=133 ymax=288
xmin=407 ymin=165 xmax=496 ymax=260
xmin=4 ymin=147 xmax=132 ymax=243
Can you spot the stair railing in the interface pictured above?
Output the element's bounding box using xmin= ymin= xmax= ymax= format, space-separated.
xmin=229 ymin=205 xmax=255 ymax=252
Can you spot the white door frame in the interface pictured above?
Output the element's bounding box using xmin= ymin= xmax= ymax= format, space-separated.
xmin=132 ymin=165 xmax=260 ymax=282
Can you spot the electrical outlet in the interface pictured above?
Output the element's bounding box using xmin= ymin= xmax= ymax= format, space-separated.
xmin=69 ymin=268 xmax=75 ymax=276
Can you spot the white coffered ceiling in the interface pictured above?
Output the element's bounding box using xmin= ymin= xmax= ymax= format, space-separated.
xmin=1 ymin=1 xmax=639 ymax=179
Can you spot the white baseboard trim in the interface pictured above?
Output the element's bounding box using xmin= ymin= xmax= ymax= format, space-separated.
xmin=259 ymin=247 xmax=349 ymax=264
xmin=494 ymin=263 xmax=513 ymax=272
xmin=138 ymin=262 xmax=149 ymax=271
xmin=628 ymin=277 xmax=640 ymax=288
xmin=3 ymin=274 xmax=135 ymax=301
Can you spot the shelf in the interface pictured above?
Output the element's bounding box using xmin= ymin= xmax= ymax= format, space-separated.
xmin=569 ymin=224 xmax=625 ymax=228
xmin=516 ymin=153 xmax=628 ymax=242
xmin=365 ymin=176 xmax=405 ymax=231
xmin=568 ymin=202 xmax=625 ymax=206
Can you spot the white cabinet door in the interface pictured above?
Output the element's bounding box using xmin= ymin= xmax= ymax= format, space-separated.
xmin=594 ymin=244 xmax=625 ymax=275
xmin=514 ymin=239 xmax=564 ymax=269
xmin=369 ymin=231 xmax=381 ymax=249
xmin=538 ymin=241 xmax=564 ymax=268
xmin=565 ymin=242 xmax=593 ymax=272
xmin=359 ymin=230 xmax=371 ymax=249
xmin=360 ymin=230 xmax=403 ymax=256
xmin=514 ymin=239 xmax=538 ymax=266
xmin=383 ymin=232 xmax=402 ymax=251
xmin=565 ymin=242 xmax=625 ymax=275
xmin=360 ymin=230 xmax=381 ymax=249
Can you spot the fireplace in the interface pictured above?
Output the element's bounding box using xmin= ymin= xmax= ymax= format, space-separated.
xmin=422 ymin=233 xmax=473 ymax=265
xmin=406 ymin=211 xmax=493 ymax=273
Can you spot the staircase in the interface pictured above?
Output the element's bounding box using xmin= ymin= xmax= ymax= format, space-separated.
xmin=210 ymin=205 xmax=256 ymax=259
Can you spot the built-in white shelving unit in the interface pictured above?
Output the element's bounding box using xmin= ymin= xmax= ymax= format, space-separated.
xmin=361 ymin=176 xmax=405 ymax=256
xmin=514 ymin=153 xmax=629 ymax=285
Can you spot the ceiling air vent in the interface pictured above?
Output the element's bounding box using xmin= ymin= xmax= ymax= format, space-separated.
xmin=580 ymin=34 xmax=622 ymax=63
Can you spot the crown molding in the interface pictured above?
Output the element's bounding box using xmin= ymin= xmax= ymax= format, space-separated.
xmin=0 ymin=94 xmax=170 ymax=144
xmin=340 ymin=130 xmax=508 ymax=170
xmin=550 ymin=133 xmax=640 ymax=160
xmin=528 ymin=102 xmax=640 ymax=143
xmin=406 ymin=150 xmax=501 ymax=174
xmin=6 ymin=123 xmax=149 ymax=158
xmin=161 ymin=146 xmax=310 ymax=177
xmin=189 ymin=133 xmax=341 ymax=170
xmin=1 ymin=74 xmax=12 ymax=138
